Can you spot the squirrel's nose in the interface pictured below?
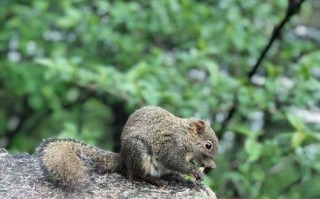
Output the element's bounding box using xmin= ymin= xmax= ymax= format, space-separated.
xmin=203 ymin=159 xmax=216 ymax=168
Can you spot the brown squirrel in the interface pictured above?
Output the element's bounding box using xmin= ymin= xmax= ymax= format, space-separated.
xmin=36 ymin=106 xmax=218 ymax=188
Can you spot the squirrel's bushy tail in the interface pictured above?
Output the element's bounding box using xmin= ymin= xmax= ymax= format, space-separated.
xmin=36 ymin=138 xmax=120 ymax=188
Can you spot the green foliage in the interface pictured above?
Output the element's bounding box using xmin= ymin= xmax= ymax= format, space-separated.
xmin=1 ymin=0 xmax=319 ymax=198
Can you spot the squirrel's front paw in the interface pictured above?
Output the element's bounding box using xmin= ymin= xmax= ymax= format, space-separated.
xmin=192 ymin=169 xmax=204 ymax=181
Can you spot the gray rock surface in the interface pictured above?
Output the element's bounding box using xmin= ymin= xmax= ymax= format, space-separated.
xmin=0 ymin=149 xmax=217 ymax=199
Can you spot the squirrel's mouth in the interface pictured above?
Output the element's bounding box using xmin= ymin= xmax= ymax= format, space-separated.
xmin=190 ymin=158 xmax=216 ymax=169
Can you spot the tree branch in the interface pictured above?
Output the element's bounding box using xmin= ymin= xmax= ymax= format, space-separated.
xmin=218 ymin=0 xmax=307 ymax=133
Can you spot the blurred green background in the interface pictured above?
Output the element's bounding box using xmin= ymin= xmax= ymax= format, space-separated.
xmin=1 ymin=0 xmax=320 ymax=198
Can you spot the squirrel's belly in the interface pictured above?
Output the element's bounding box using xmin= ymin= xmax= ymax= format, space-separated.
xmin=141 ymin=154 xmax=171 ymax=177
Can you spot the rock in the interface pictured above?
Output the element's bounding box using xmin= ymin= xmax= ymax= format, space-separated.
xmin=0 ymin=149 xmax=217 ymax=199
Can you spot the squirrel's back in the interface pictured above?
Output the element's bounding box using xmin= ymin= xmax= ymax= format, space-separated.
xmin=121 ymin=106 xmax=182 ymax=138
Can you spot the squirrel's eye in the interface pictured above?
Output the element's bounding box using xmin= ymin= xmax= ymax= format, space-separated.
xmin=205 ymin=141 xmax=212 ymax=150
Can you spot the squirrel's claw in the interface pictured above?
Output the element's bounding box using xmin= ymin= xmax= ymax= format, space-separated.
xmin=193 ymin=170 xmax=204 ymax=181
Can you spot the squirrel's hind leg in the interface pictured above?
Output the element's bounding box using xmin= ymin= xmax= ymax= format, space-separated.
xmin=120 ymin=138 xmax=168 ymax=186
xmin=120 ymin=137 xmax=164 ymax=183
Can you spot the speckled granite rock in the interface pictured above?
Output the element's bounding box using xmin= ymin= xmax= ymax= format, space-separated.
xmin=0 ymin=149 xmax=217 ymax=199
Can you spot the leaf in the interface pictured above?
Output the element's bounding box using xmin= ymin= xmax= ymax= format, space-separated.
xmin=202 ymin=59 xmax=219 ymax=85
xmin=291 ymin=131 xmax=306 ymax=149
xmin=245 ymin=138 xmax=262 ymax=162
xmin=232 ymin=125 xmax=253 ymax=137
xmin=28 ymin=94 xmax=43 ymax=110
xmin=287 ymin=114 xmax=305 ymax=131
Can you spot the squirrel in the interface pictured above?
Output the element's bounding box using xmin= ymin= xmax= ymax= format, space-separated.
xmin=36 ymin=106 xmax=218 ymax=188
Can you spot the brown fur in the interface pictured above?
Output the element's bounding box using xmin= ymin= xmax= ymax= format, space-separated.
xmin=36 ymin=138 xmax=120 ymax=188
xmin=120 ymin=106 xmax=218 ymax=183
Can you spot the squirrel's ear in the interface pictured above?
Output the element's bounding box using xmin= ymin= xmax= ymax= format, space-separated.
xmin=190 ymin=120 xmax=206 ymax=134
